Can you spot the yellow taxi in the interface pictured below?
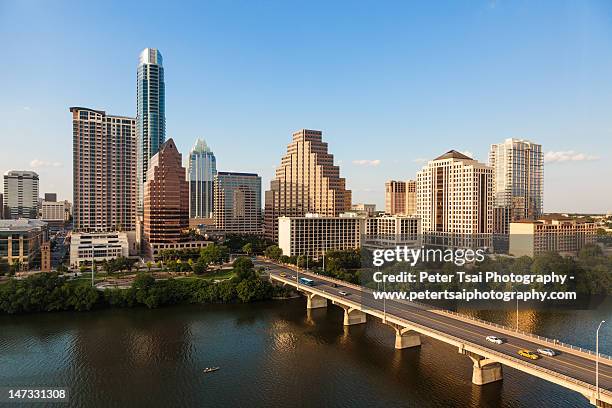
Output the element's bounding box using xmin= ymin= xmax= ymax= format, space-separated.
xmin=518 ymin=349 xmax=540 ymax=360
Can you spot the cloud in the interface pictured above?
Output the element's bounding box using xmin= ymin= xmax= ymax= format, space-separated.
xmin=544 ymin=151 xmax=600 ymax=163
xmin=413 ymin=158 xmax=428 ymax=164
xmin=30 ymin=159 xmax=63 ymax=168
xmin=352 ymin=159 xmax=381 ymax=167
xmin=23 ymin=106 xmax=31 ymax=111
xmin=460 ymin=150 xmax=474 ymax=158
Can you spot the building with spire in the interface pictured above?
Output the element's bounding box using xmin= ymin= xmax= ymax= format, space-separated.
xmin=264 ymin=129 xmax=351 ymax=241
xmin=137 ymin=48 xmax=166 ymax=214
xmin=188 ymin=138 xmax=217 ymax=219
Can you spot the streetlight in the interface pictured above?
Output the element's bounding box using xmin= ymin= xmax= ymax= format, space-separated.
xmin=515 ymin=292 xmax=519 ymax=332
xmin=596 ymin=320 xmax=606 ymax=401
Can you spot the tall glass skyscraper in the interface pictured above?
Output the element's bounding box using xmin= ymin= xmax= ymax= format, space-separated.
xmin=137 ymin=48 xmax=166 ymax=214
xmin=188 ymin=138 xmax=217 ymax=219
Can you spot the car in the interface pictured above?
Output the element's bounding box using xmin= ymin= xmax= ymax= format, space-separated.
xmin=518 ymin=349 xmax=540 ymax=360
xmin=279 ymin=273 xmax=287 ymax=277
xmin=485 ymin=336 xmax=504 ymax=345
xmin=338 ymin=291 xmax=348 ymax=296
xmin=537 ymin=348 xmax=557 ymax=357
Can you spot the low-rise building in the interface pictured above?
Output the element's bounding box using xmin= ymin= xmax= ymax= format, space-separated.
xmin=278 ymin=213 xmax=421 ymax=258
xmin=509 ymin=215 xmax=597 ymax=257
xmin=0 ymin=219 xmax=49 ymax=271
xmin=70 ymin=232 xmax=131 ymax=267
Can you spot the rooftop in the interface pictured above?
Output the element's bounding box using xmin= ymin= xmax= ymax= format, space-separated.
xmin=0 ymin=219 xmax=48 ymax=232
xmin=433 ymin=150 xmax=474 ymax=161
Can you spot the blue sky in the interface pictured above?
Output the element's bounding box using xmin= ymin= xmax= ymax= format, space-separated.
xmin=1 ymin=0 xmax=611 ymax=212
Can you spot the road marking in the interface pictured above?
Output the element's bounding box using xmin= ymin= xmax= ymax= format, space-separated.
xmin=268 ymin=268 xmax=612 ymax=384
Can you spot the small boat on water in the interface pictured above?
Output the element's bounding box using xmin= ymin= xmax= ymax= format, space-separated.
xmin=203 ymin=367 xmax=220 ymax=373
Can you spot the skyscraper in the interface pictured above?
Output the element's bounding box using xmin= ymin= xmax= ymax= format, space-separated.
xmin=214 ymin=172 xmax=261 ymax=234
xmin=264 ymin=129 xmax=351 ymax=241
xmin=137 ymin=48 xmax=166 ymax=214
xmin=188 ymin=138 xmax=217 ymax=219
xmin=385 ymin=180 xmax=406 ymax=215
xmin=489 ymin=138 xmax=543 ymax=222
xmin=143 ymin=139 xmax=189 ymax=258
xmin=3 ymin=170 xmax=39 ymax=219
xmin=385 ymin=180 xmax=416 ymax=215
xmin=416 ymin=150 xmax=493 ymax=247
xmin=70 ymin=107 xmax=137 ymax=232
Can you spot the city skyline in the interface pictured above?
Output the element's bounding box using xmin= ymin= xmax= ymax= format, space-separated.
xmin=1 ymin=1 xmax=611 ymax=213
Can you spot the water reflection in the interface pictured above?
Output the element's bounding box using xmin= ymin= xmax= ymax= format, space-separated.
xmin=0 ymin=299 xmax=606 ymax=407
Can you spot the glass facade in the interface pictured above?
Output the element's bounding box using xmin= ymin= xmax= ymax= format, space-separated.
xmin=188 ymin=139 xmax=217 ymax=219
xmin=137 ymin=48 xmax=166 ymax=214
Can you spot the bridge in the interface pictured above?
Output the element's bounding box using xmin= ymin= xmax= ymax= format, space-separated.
xmin=259 ymin=259 xmax=612 ymax=407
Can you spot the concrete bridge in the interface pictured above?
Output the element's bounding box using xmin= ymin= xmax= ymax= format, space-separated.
xmin=261 ymin=259 xmax=612 ymax=407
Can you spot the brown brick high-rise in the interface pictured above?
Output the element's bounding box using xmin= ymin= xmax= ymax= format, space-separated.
xmin=143 ymin=139 xmax=189 ymax=257
xmin=264 ymin=129 xmax=351 ymax=242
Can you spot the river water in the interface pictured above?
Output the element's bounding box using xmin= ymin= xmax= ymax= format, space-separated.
xmin=0 ymin=298 xmax=610 ymax=407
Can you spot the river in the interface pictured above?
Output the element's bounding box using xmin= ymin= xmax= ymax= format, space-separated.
xmin=0 ymin=298 xmax=610 ymax=407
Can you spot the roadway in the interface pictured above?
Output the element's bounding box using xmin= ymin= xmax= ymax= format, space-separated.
xmin=257 ymin=259 xmax=612 ymax=399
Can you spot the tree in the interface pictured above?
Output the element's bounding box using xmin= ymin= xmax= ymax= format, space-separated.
xmin=264 ymin=245 xmax=282 ymax=261
xmin=233 ymin=257 xmax=255 ymax=280
xmin=146 ymin=261 xmax=152 ymax=272
xmin=192 ymin=259 xmax=208 ymax=275
xmin=242 ymin=243 xmax=253 ymax=256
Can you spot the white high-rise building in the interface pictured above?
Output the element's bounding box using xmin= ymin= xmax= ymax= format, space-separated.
xmin=489 ymin=138 xmax=543 ymax=223
xmin=416 ymin=151 xmax=493 ymax=248
xmin=3 ymin=170 xmax=39 ymax=219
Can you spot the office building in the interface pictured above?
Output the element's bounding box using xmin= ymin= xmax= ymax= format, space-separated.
xmin=385 ymin=180 xmax=416 ymax=215
xmin=509 ymin=215 xmax=597 ymax=257
xmin=41 ymin=200 xmax=66 ymax=232
xmin=143 ymin=139 xmax=203 ymax=258
xmin=69 ymin=231 xmax=131 ymax=267
xmin=188 ymin=138 xmax=217 ymax=219
xmin=137 ymin=48 xmax=166 ymax=214
xmin=70 ymin=107 xmax=137 ymax=232
xmin=385 ymin=180 xmax=406 ymax=215
xmin=352 ymin=203 xmax=376 ymax=216
xmin=278 ymin=214 xmax=362 ymax=258
xmin=489 ymin=138 xmax=543 ymax=225
xmin=44 ymin=193 xmax=57 ymax=202
xmin=416 ymin=150 xmax=493 ymax=248
xmin=277 ymin=213 xmax=421 ymax=258
xmin=3 ymin=170 xmax=39 ymax=219
xmin=0 ymin=219 xmax=48 ymax=271
xmin=405 ymin=180 xmax=417 ymax=215
xmin=214 ymin=172 xmax=262 ymax=234
xmin=265 ymin=129 xmax=351 ymax=241
xmin=363 ymin=214 xmax=421 ymax=249
xmin=0 ymin=193 xmax=3 ymax=219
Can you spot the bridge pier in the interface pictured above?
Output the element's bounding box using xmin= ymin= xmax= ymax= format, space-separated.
xmin=387 ymin=323 xmax=421 ymax=349
xmin=306 ymin=293 xmax=328 ymax=309
xmin=395 ymin=328 xmax=421 ymax=349
xmin=461 ymin=349 xmax=503 ymax=385
xmin=340 ymin=306 xmax=367 ymax=326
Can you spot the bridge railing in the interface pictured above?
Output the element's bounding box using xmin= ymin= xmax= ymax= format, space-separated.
xmin=271 ymin=269 xmax=612 ymax=400
xmin=264 ymin=258 xmax=612 ymax=363
xmin=386 ymin=309 xmax=612 ymax=400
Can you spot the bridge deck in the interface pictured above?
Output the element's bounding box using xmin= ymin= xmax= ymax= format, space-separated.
xmin=260 ymin=259 xmax=612 ymax=406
